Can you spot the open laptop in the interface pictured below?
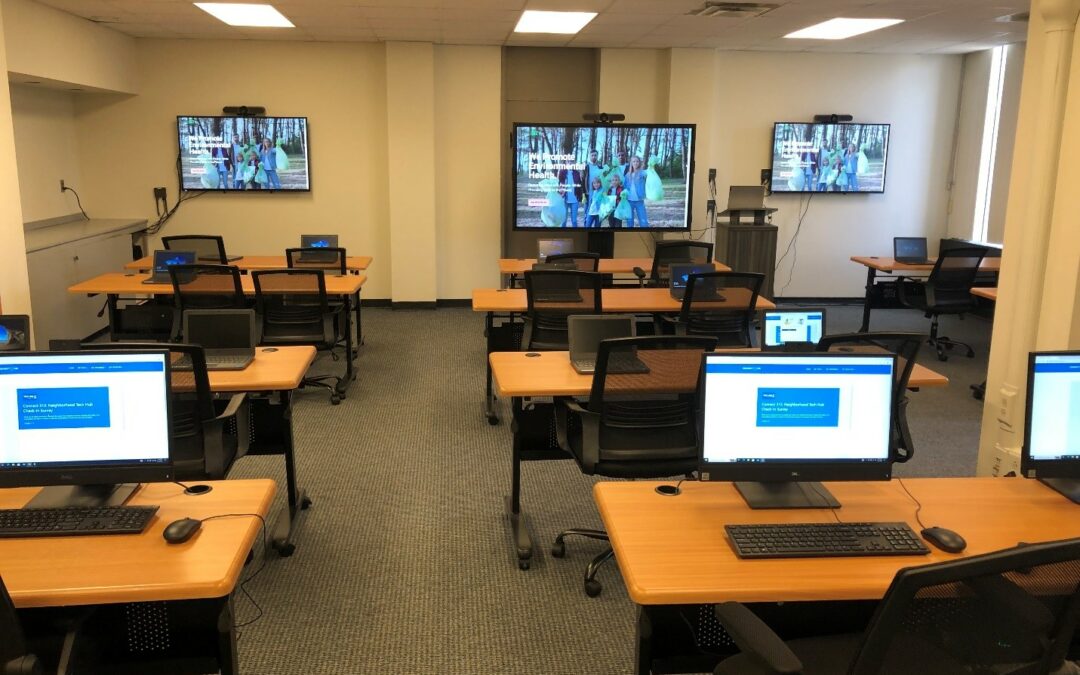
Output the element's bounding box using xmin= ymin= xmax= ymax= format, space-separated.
xmin=175 ymin=309 xmax=257 ymax=371
xmin=537 ymin=238 xmax=574 ymax=263
xmin=568 ymin=315 xmax=649 ymax=375
xmin=761 ymin=308 xmax=826 ymax=352
xmin=728 ymin=185 xmax=766 ymax=211
xmin=529 ymin=265 xmax=584 ymax=302
xmin=298 ymin=234 xmax=339 ymax=263
xmin=669 ymin=263 xmax=723 ymax=301
xmin=144 ymin=250 xmax=196 ymax=284
xmin=893 ymin=237 xmax=931 ymax=265
xmin=0 ymin=315 xmax=30 ymax=351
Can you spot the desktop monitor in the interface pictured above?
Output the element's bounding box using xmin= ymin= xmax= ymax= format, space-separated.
xmin=1023 ymin=351 xmax=1080 ymax=504
xmin=761 ymin=309 xmax=826 ymax=351
xmin=0 ymin=350 xmax=173 ymax=508
xmin=700 ymin=352 xmax=896 ymax=509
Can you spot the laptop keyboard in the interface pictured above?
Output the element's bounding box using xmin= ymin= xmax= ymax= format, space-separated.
xmin=575 ymin=354 xmax=650 ymax=374
xmin=172 ymin=354 xmax=251 ymax=371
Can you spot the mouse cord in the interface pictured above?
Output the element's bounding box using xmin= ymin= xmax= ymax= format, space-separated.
xmin=198 ymin=513 xmax=269 ymax=632
xmin=896 ymin=478 xmax=927 ymax=530
xmin=806 ymin=482 xmax=842 ymax=523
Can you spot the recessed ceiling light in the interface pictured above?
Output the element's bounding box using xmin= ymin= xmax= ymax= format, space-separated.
xmin=514 ymin=10 xmax=597 ymax=35
xmin=194 ymin=3 xmax=294 ymax=28
xmin=784 ymin=18 xmax=904 ymax=40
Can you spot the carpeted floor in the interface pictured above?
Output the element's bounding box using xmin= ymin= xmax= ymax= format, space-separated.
xmin=227 ymin=304 xmax=993 ymax=674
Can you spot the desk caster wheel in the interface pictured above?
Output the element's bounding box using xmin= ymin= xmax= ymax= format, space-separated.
xmin=518 ymin=560 xmax=530 ymax=571
xmin=277 ymin=542 xmax=296 ymax=557
xmin=584 ymin=580 xmax=602 ymax=597
xmin=551 ymin=540 xmax=566 ymax=558
xmin=486 ymin=415 xmax=500 ymax=426
xmin=301 ymin=497 xmax=312 ymax=509
xmin=331 ymin=395 xmax=342 ymax=405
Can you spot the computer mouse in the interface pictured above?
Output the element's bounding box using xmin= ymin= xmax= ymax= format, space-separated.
xmin=163 ymin=517 xmax=202 ymax=544
xmin=920 ymin=526 xmax=966 ymax=553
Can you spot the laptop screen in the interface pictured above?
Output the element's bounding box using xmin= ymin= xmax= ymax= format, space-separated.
xmin=569 ymin=315 xmax=635 ymax=358
xmin=301 ymin=235 xmax=338 ymax=249
xmin=670 ymin=264 xmax=715 ymax=290
xmin=538 ymin=238 xmax=573 ymax=261
xmin=153 ymin=250 xmax=195 ymax=273
xmin=762 ymin=310 xmax=825 ymax=347
xmin=894 ymin=237 xmax=927 ymax=260
xmin=183 ymin=310 xmax=255 ymax=350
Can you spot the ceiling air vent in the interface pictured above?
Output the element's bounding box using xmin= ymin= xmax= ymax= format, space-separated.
xmin=995 ymin=12 xmax=1029 ymax=23
xmin=687 ymin=2 xmax=779 ymax=18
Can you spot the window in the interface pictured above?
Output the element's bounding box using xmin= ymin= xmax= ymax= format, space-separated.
xmin=973 ymin=46 xmax=1008 ymax=243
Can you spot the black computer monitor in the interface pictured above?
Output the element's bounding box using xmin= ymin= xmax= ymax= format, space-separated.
xmin=1023 ymin=351 xmax=1080 ymax=504
xmin=0 ymin=350 xmax=173 ymax=508
xmin=699 ymin=352 xmax=896 ymax=509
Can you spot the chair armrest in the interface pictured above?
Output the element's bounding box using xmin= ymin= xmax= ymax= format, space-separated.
xmin=3 ymin=655 xmax=41 ymax=675
xmin=203 ymin=393 xmax=250 ymax=478
xmin=713 ymin=602 xmax=803 ymax=674
xmin=895 ymin=277 xmax=924 ymax=307
xmin=554 ymin=398 xmax=602 ymax=471
xmin=554 ymin=398 xmax=588 ymax=452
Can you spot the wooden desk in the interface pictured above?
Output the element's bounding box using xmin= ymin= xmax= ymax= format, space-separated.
xmin=126 ymin=254 xmax=373 ymax=273
xmin=1 ymin=479 xmax=274 ymax=672
xmin=472 ymin=287 xmax=776 ymax=313
xmin=205 ymin=345 xmax=315 ymax=392
xmin=850 ymin=256 xmax=1001 ymax=332
xmin=971 ymin=286 xmax=997 ymax=301
xmin=499 ymin=257 xmax=731 ymax=276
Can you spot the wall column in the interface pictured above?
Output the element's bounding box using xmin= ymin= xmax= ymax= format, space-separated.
xmin=0 ymin=7 xmax=32 ymax=317
xmin=385 ymin=42 xmax=437 ymax=305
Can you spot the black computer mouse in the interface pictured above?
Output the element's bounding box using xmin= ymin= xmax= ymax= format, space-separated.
xmin=921 ymin=526 xmax=966 ymax=553
xmin=163 ymin=517 xmax=202 ymax=544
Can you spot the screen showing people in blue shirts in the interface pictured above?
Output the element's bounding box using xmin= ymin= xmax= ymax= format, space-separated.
xmin=0 ymin=353 xmax=170 ymax=469
xmin=1028 ymin=354 xmax=1080 ymax=461
xmin=763 ymin=310 xmax=823 ymax=347
xmin=701 ymin=354 xmax=893 ymax=464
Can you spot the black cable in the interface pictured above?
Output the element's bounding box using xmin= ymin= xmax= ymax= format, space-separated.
xmin=896 ymin=478 xmax=928 ymax=530
xmin=806 ymin=482 xmax=842 ymax=523
xmin=197 ymin=513 xmax=269 ymax=631
xmin=774 ymin=193 xmax=813 ymax=297
xmin=62 ymin=185 xmax=90 ymax=220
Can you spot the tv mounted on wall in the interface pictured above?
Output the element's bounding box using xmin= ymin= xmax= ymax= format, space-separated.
xmin=177 ymin=115 xmax=310 ymax=192
xmin=770 ymin=122 xmax=890 ymax=194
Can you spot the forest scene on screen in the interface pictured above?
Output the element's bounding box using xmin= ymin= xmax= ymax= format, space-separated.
xmin=178 ymin=116 xmax=309 ymax=191
xmin=514 ymin=125 xmax=693 ymax=229
xmin=771 ymin=123 xmax=889 ymax=193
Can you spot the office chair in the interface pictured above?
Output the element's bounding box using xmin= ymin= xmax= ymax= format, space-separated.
xmin=712 ymin=537 xmax=1080 ymax=675
xmin=285 ymin=247 xmax=348 ymax=276
xmin=634 ymin=241 xmax=714 ymax=287
xmin=1 ymin=576 xmax=42 ymax=675
xmin=252 ymin=269 xmax=348 ymax=404
xmin=552 ymin=335 xmax=718 ymax=597
xmin=816 ymin=333 xmax=923 ymax=463
xmin=90 ymin=343 xmax=250 ymax=480
xmin=545 ymin=252 xmax=601 ymax=272
xmin=660 ymin=272 xmax=764 ymax=347
xmin=162 ymin=235 xmax=232 ymax=264
xmin=898 ymin=246 xmax=987 ymax=362
xmin=0 ymin=315 xmax=31 ymax=351
xmin=522 ymin=270 xmax=604 ymax=351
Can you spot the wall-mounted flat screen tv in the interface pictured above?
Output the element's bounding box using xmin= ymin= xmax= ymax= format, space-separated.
xmin=770 ymin=122 xmax=890 ymax=194
xmin=512 ymin=123 xmax=695 ymax=231
xmin=178 ymin=116 xmax=310 ymax=192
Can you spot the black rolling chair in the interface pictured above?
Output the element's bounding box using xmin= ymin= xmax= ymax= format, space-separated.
xmin=546 ymin=252 xmax=601 ymax=272
xmin=552 ymin=336 xmax=718 ymax=597
xmin=712 ymin=537 xmax=1080 ymax=675
xmin=816 ymin=333 xmax=923 ymax=463
xmin=634 ymin=241 xmax=714 ymax=287
xmin=252 ymin=269 xmax=348 ymax=404
xmin=1 ymin=576 xmax=42 ymax=675
xmin=168 ymin=264 xmax=247 ymax=340
xmin=285 ymin=247 xmax=348 ymax=276
xmin=661 ymin=272 xmax=764 ymax=347
xmin=0 ymin=315 xmax=31 ymax=351
xmin=162 ymin=235 xmax=236 ymax=264
xmin=522 ymin=269 xmax=604 ymax=351
xmin=898 ymin=246 xmax=987 ymax=361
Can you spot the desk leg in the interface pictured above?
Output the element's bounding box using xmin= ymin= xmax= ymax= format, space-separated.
xmin=217 ymin=597 xmax=239 ymax=675
xmin=338 ymin=296 xmax=356 ymax=397
xmin=354 ymin=289 xmax=363 ymax=350
xmin=270 ymin=390 xmax=310 ymax=557
xmin=484 ymin=311 xmax=499 ymax=425
xmin=859 ymin=267 xmax=877 ymax=333
xmin=635 ymin=607 xmax=653 ymax=675
xmin=507 ymin=396 xmax=534 ymax=570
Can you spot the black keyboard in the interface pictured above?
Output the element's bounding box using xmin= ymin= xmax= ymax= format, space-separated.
xmin=726 ymin=522 xmax=931 ymax=559
xmin=0 ymin=506 xmax=159 ymax=538
xmin=574 ymin=354 xmax=651 ymax=374
xmin=172 ymin=354 xmax=251 ymax=371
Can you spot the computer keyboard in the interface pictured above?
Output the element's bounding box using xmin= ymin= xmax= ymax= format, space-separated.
xmin=0 ymin=506 xmax=159 ymax=538
xmin=725 ymin=522 xmax=931 ymax=559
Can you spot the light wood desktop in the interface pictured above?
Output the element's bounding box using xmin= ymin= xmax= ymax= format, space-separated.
xmin=499 ymin=258 xmax=731 ymax=275
xmin=971 ymin=287 xmax=998 ymax=301
xmin=472 ymin=287 xmax=776 ymax=313
xmin=1 ymin=479 xmax=274 ymax=608
xmin=595 ymin=478 xmax=1080 ymax=606
xmin=126 ymin=254 xmax=373 ymax=273
xmin=169 ymin=345 xmax=316 ymax=393
xmin=69 ymin=271 xmax=366 ymax=296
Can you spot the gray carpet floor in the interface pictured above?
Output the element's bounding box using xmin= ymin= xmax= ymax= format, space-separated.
xmin=227 ymin=304 xmax=994 ymax=674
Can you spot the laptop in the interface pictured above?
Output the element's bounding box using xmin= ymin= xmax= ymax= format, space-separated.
xmin=728 ymin=185 xmax=766 ymax=211
xmin=568 ymin=315 xmax=650 ymax=375
xmin=144 ymin=250 xmax=196 ymax=284
xmin=530 ymin=265 xmax=584 ymax=302
xmin=761 ymin=308 xmax=826 ymax=352
xmin=893 ymin=237 xmax=931 ymax=265
xmin=175 ymin=309 xmax=257 ymax=371
xmin=298 ymin=234 xmax=339 ymax=263
xmin=0 ymin=315 xmax=30 ymax=351
xmin=669 ymin=263 xmax=724 ymax=301
xmin=537 ymin=238 xmax=574 ymax=263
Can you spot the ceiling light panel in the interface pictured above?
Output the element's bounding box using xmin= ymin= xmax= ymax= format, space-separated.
xmin=785 ymin=18 xmax=904 ymax=41
xmin=514 ymin=10 xmax=597 ymax=34
xmin=194 ymin=3 xmax=294 ymax=28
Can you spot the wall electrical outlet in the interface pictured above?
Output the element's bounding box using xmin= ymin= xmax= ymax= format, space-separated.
xmin=153 ymin=187 xmax=167 ymax=201
xmin=60 ymin=179 xmax=66 ymax=193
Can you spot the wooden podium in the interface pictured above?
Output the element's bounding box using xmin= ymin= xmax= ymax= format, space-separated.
xmin=716 ymin=207 xmax=778 ymax=299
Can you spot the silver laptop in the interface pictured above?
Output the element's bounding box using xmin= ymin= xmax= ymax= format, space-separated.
xmin=538 ymin=238 xmax=573 ymax=262
xmin=176 ymin=309 xmax=257 ymax=371
xmin=893 ymin=237 xmax=930 ymax=265
xmin=761 ymin=308 xmax=826 ymax=352
xmin=144 ymin=250 xmax=196 ymax=284
xmin=728 ymin=185 xmax=766 ymax=211
xmin=669 ymin=263 xmax=721 ymax=301
xmin=299 ymin=234 xmax=339 ymax=263
xmin=568 ymin=315 xmax=649 ymax=375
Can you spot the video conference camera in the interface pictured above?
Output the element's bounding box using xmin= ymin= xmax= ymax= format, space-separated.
xmin=813 ymin=114 xmax=854 ymax=124
xmin=583 ymin=112 xmax=626 ymax=124
xmin=222 ymin=106 xmax=266 ymax=117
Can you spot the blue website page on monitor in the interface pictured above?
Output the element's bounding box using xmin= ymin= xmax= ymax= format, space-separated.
xmin=764 ymin=311 xmax=824 ymax=347
xmin=1028 ymin=354 xmax=1080 ymax=462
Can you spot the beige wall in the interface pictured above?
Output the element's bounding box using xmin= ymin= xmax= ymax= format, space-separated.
xmin=0 ymin=4 xmax=31 ymax=315
xmin=987 ymin=44 xmax=1026 ymax=245
xmin=9 ymin=84 xmax=84 ymax=222
xmin=948 ymin=50 xmax=991 ymax=240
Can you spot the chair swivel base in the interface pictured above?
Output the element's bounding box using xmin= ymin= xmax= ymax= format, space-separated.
xmin=301 ymin=375 xmax=345 ymax=404
xmin=928 ymin=336 xmax=975 ymax=362
xmin=552 ymin=529 xmax=616 ymax=597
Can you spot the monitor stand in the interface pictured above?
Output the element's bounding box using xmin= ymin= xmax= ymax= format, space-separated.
xmin=1040 ymin=478 xmax=1080 ymax=505
xmin=23 ymin=483 xmax=140 ymax=509
xmin=587 ymin=231 xmax=614 ymax=259
xmin=735 ymin=481 xmax=841 ymax=509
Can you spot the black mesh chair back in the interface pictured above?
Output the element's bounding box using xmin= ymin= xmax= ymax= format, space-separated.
xmin=650 ymin=241 xmax=714 ymax=286
xmin=252 ymin=269 xmax=335 ymax=345
xmin=523 ymin=270 xmax=603 ymax=350
xmin=578 ymin=336 xmax=717 ymax=477
xmin=816 ymin=332 xmax=923 ymax=462
xmin=850 ymin=538 xmax=1080 ymax=674
xmin=285 ymin=247 xmax=348 ymax=276
xmin=162 ymin=235 xmax=229 ymax=264
xmin=925 ymin=246 xmax=988 ymax=309
xmin=0 ymin=315 xmax=30 ymax=351
xmin=1 ymin=574 xmax=38 ymax=674
xmin=546 ymin=252 xmax=601 ymax=272
xmin=168 ymin=264 xmax=246 ymax=311
xmin=677 ymin=272 xmax=764 ymax=347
